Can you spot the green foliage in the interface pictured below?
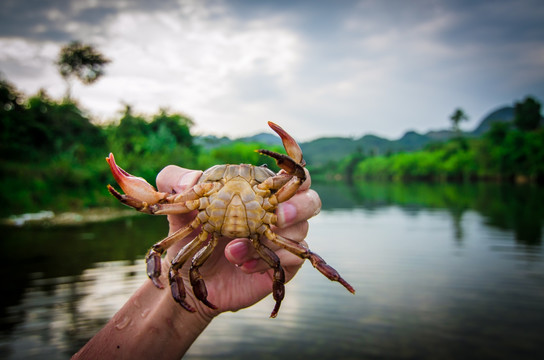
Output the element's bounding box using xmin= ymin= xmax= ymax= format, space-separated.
xmin=353 ymin=128 xmax=544 ymax=182
xmin=109 ymin=106 xmax=196 ymax=157
xmin=0 ymin=78 xmax=292 ymax=216
xmin=450 ymin=107 xmax=469 ymax=132
xmin=150 ymin=109 xmax=194 ymax=148
xmin=208 ymin=142 xmax=282 ymax=171
xmin=514 ymin=96 xmax=542 ymax=131
xmin=1 ymin=85 xmax=107 ymax=162
xmin=349 ymin=98 xmax=543 ymax=183
xmin=2 ymin=75 xmax=543 ymax=217
xmin=486 ymin=122 xmax=511 ymax=145
xmin=0 ymin=80 xmax=204 ymax=216
xmin=57 ymin=41 xmax=110 ymax=85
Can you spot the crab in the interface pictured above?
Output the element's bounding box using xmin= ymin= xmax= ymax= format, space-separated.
xmin=106 ymin=121 xmax=354 ymax=317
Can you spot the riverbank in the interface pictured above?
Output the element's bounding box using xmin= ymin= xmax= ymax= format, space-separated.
xmin=1 ymin=207 xmax=140 ymax=227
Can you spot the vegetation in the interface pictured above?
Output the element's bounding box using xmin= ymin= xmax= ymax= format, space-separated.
xmin=1 ymin=65 xmax=543 ymax=217
xmin=56 ymin=41 xmax=111 ymax=98
xmin=0 ymin=77 xmax=281 ymax=216
xmin=449 ymin=107 xmax=469 ymax=134
xmin=336 ymin=96 xmax=543 ymax=183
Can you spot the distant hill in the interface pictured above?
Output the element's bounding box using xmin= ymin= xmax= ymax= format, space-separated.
xmin=195 ymin=104 xmax=520 ymax=167
xmin=238 ymin=132 xmax=282 ymax=146
xmin=301 ymin=131 xmax=436 ymax=166
xmin=195 ymin=132 xmax=282 ymax=150
xmin=300 ymin=137 xmax=359 ymax=166
xmin=301 ymin=105 xmax=519 ymax=166
xmin=193 ymin=135 xmax=232 ymax=149
xmin=471 ymin=106 xmax=515 ymax=136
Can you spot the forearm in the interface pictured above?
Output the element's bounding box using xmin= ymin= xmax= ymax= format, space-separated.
xmin=72 ymin=279 xmax=212 ymax=359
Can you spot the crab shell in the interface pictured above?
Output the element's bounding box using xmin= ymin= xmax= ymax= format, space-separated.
xmin=106 ymin=122 xmax=354 ymax=317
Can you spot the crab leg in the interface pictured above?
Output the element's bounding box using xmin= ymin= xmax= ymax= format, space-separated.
xmin=264 ymin=229 xmax=355 ymax=294
xmin=145 ymin=217 xmax=201 ymax=288
xmin=257 ymin=149 xmax=306 ymax=181
xmin=256 ymin=173 xmax=292 ymax=192
xmin=107 ymin=185 xmax=157 ymax=213
xmin=251 ymin=236 xmax=286 ymax=318
xmin=169 ymin=230 xmax=210 ymax=312
xmin=189 ymin=233 xmax=220 ymax=310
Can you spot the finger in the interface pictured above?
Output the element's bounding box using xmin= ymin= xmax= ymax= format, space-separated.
xmin=155 ymin=165 xmax=203 ymax=234
xmin=224 ymin=238 xmax=254 ymax=265
xmin=279 ymin=167 xmax=311 ymax=191
xmin=225 ymin=238 xmax=306 ymax=274
xmin=299 ymin=168 xmax=312 ymax=192
xmin=233 ymin=248 xmax=305 ymax=275
xmin=272 ymin=220 xmax=309 ymax=244
xmin=156 ymin=165 xmax=202 ymax=193
xmin=276 ymin=189 xmax=321 ymax=228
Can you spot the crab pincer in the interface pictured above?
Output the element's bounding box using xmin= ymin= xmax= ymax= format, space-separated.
xmin=267 ymin=121 xmax=305 ymax=165
xmin=106 ymin=153 xmax=168 ymax=211
xmin=257 ymin=122 xmax=306 ymax=180
xmin=105 ymin=122 xmax=355 ymax=318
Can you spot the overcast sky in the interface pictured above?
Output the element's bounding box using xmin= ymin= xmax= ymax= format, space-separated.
xmin=1 ymin=0 xmax=543 ymax=140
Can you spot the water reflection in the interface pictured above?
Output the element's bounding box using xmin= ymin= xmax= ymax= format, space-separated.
xmin=0 ymin=216 xmax=165 ymax=359
xmin=0 ymin=182 xmax=543 ymax=359
xmin=1 ymin=260 xmax=145 ymax=359
xmin=313 ymin=181 xmax=544 ymax=246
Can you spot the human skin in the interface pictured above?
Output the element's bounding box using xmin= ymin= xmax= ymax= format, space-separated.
xmin=73 ymin=165 xmax=321 ymax=359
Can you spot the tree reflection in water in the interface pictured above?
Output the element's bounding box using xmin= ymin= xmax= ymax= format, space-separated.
xmin=1 ymin=182 xmax=543 ymax=359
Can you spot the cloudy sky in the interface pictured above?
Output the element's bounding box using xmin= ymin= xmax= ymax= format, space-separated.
xmin=1 ymin=0 xmax=543 ymax=140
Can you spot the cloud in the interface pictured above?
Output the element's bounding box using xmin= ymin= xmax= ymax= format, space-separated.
xmin=0 ymin=0 xmax=543 ymax=140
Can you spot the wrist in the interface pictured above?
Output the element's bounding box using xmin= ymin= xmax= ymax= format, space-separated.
xmin=74 ymin=278 xmax=214 ymax=360
xmin=140 ymin=277 xmax=214 ymax=340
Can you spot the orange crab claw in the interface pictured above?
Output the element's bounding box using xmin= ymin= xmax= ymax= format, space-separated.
xmin=106 ymin=153 xmax=166 ymax=204
xmin=268 ymin=121 xmax=305 ymax=166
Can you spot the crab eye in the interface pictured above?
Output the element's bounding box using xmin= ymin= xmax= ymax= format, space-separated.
xmin=260 ymin=164 xmax=269 ymax=168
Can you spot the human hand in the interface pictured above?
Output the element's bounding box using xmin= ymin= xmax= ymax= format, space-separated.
xmin=154 ymin=165 xmax=321 ymax=319
xmin=73 ymin=163 xmax=321 ymax=359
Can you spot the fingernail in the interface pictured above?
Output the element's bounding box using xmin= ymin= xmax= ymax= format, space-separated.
xmin=278 ymin=202 xmax=297 ymax=226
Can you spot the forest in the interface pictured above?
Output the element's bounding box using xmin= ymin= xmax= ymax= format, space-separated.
xmin=353 ymin=98 xmax=543 ymax=183
xmin=0 ymin=75 xmax=289 ymax=216
xmin=1 ymin=64 xmax=543 ymax=217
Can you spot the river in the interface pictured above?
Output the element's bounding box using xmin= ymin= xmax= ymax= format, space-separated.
xmin=1 ymin=181 xmax=543 ymax=359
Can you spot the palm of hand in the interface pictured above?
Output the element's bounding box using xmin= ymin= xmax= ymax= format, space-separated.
xmin=162 ymin=220 xmax=301 ymax=317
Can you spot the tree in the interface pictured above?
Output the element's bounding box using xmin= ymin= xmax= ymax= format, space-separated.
xmin=150 ymin=109 xmax=195 ymax=148
xmin=450 ymin=108 xmax=469 ymax=133
xmin=514 ymin=96 xmax=542 ymax=131
xmin=56 ymin=41 xmax=110 ymax=98
xmin=116 ymin=105 xmax=150 ymax=154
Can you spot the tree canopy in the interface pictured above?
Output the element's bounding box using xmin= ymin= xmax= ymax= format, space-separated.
xmin=514 ymin=96 xmax=542 ymax=131
xmin=449 ymin=108 xmax=469 ymax=133
xmin=56 ymin=41 xmax=110 ymax=97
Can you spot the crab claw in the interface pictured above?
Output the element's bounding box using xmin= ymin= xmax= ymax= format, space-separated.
xmin=268 ymin=121 xmax=305 ymax=166
xmin=106 ymin=153 xmax=166 ymax=204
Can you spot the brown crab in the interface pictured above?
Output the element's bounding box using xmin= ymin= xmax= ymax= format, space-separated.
xmin=106 ymin=121 xmax=354 ymax=317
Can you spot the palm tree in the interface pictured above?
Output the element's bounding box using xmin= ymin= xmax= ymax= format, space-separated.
xmin=56 ymin=41 xmax=110 ymax=99
xmin=450 ymin=108 xmax=468 ymax=133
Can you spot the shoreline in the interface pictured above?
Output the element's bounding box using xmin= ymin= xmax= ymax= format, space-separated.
xmin=1 ymin=207 xmax=141 ymax=227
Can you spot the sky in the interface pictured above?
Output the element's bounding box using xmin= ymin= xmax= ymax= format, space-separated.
xmin=1 ymin=0 xmax=543 ymax=141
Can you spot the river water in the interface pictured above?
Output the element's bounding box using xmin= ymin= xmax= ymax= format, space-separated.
xmin=1 ymin=181 xmax=543 ymax=359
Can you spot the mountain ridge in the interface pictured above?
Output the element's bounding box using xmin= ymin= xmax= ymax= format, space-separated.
xmin=196 ymin=105 xmax=516 ymax=165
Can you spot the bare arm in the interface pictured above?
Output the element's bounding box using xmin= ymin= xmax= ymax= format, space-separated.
xmin=72 ymin=276 xmax=212 ymax=359
xmin=73 ymin=166 xmax=321 ymax=359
